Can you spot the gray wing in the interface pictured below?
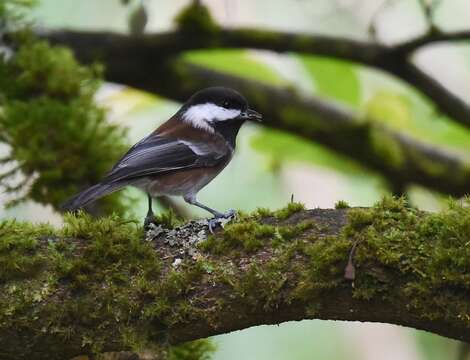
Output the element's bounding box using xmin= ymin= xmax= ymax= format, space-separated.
xmin=103 ymin=135 xmax=227 ymax=183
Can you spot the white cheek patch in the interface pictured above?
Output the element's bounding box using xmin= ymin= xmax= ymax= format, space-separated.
xmin=182 ymin=103 xmax=241 ymax=132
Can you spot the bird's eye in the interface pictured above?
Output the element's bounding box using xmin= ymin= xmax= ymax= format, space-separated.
xmin=223 ymin=101 xmax=229 ymax=108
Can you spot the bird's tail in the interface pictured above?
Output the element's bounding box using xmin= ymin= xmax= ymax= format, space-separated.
xmin=62 ymin=182 xmax=124 ymax=212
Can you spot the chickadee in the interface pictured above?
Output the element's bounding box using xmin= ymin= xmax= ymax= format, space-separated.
xmin=63 ymin=87 xmax=262 ymax=230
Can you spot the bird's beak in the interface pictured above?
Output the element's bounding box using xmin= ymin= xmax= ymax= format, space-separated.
xmin=240 ymin=109 xmax=263 ymax=122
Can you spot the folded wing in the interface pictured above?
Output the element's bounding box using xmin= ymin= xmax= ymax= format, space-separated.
xmin=104 ymin=134 xmax=227 ymax=183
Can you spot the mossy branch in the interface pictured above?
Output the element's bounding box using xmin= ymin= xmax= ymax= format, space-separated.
xmin=1 ymin=198 xmax=470 ymax=359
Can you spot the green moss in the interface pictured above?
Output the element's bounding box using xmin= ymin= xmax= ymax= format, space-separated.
xmin=2 ymin=198 xmax=470 ymax=358
xmin=274 ymin=202 xmax=305 ymax=220
xmin=277 ymin=220 xmax=314 ymax=242
xmin=344 ymin=197 xmax=470 ymax=324
xmin=199 ymin=203 xmax=310 ymax=255
xmin=0 ymin=40 xmax=128 ymax=213
xmin=222 ymin=255 xmax=291 ymax=311
xmin=0 ymin=220 xmax=54 ymax=282
xmin=254 ymin=207 xmax=273 ymax=218
xmin=292 ymin=234 xmax=350 ymax=300
xmin=334 ymin=200 xmax=350 ymax=209
xmin=199 ymin=220 xmax=276 ymax=254
xmin=152 ymin=208 xmax=184 ymax=229
xmin=174 ymin=1 xmax=219 ymax=35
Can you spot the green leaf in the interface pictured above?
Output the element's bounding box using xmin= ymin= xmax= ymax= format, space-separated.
xmin=299 ymin=55 xmax=361 ymax=107
xmin=251 ymin=128 xmax=373 ymax=175
xmin=184 ymin=49 xmax=286 ymax=86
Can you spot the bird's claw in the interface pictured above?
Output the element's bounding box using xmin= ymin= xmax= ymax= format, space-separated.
xmin=207 ymin=209 xmax=236 ymax=234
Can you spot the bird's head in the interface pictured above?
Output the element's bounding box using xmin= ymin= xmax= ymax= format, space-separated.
xmin=180 ymin=87 xmax=262 ymax=133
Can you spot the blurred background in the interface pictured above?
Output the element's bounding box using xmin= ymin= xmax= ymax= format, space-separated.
xmin=1 ymin=0 xmax=470 ymax=359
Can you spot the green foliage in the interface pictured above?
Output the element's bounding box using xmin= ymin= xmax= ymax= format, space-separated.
xmin=364 ymin=89 xmax=470 ymax=152
xmin=300 ymin=55 xmax=361 ymax=107
xmin=366 ymin=91 xmax=411 ymax=129
xmin=368 ymin=126 xmax=405 ymax=170
xmin=0 ymin=39 xmax=128 ymax=213
xmin=184 ymin=49 xmax=285 ymax=86
xmin=174 ymin=1 xmax=219 ymax=35
xmin=334 ymin=200 xmax=350 ymax=209
xmin=168 ymin=340 xmax=216 ymax=360
xmin=0 ymin=0 xmax=36 ymax=29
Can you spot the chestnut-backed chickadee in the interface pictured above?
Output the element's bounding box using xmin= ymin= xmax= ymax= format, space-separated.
xmin=63 ymin=87 xmax=262 ymax=230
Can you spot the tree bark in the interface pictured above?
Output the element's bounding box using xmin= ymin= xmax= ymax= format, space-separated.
xmin=1 ymin=200 xmax=469 ymax=359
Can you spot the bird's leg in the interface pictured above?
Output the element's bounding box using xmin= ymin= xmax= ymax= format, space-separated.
xmin=184 ymin=195 xmax=235 ymax=233
xmin=144 ymin=194 xmax=156 ymax=229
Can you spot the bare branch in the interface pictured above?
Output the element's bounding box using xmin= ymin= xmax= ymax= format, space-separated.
xmin=393 ymin=29 xmax=470 ymax=55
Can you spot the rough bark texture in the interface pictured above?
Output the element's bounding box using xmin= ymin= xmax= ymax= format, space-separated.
xmin=1 ymin=198 xmax=470 ymax=359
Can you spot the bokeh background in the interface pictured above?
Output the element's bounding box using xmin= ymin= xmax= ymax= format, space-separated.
xmin=2 ymin=0 xmax=470 ymax=359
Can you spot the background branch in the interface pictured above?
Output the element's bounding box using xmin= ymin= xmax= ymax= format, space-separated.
xmin=393 ymin=30 xmax=470 ymax=54
xmin=41 ymin=28 xmax=470 ymax=130
xmin=30 ymin=30 xmax=470 ymax=196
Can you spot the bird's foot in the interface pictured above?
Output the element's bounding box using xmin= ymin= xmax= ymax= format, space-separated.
xmin=207 ymin=209 xmax=236 ymax=234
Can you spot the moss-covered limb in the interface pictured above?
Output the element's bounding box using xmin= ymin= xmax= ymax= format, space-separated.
xmin=38 ymin=28 xmax=470 ymax=130
xmin=1 ymin=198 xmax=470 ymax=359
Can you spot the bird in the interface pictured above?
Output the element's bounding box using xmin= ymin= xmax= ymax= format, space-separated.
xmin=62 ymin=87 xmax=262 ymax=231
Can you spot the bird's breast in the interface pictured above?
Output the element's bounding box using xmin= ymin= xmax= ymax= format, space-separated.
xmin=143 ymin=157 xmax=232 ymax=197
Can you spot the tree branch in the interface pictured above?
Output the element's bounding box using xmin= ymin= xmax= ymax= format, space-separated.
xmin=41 ymin=29 xmax=387 ymax=68
xmin=172 ymin=63 xmax=470 ymax=197
xmin=395 ymin=29 xmax=470 ymax=53
xmin=1 ymin=198 xmax=470 ymax=359
xmin=40 ymin=28 xmax=470 ymax=130
xmin=28 ymin=29 xmax=470 ymax=196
